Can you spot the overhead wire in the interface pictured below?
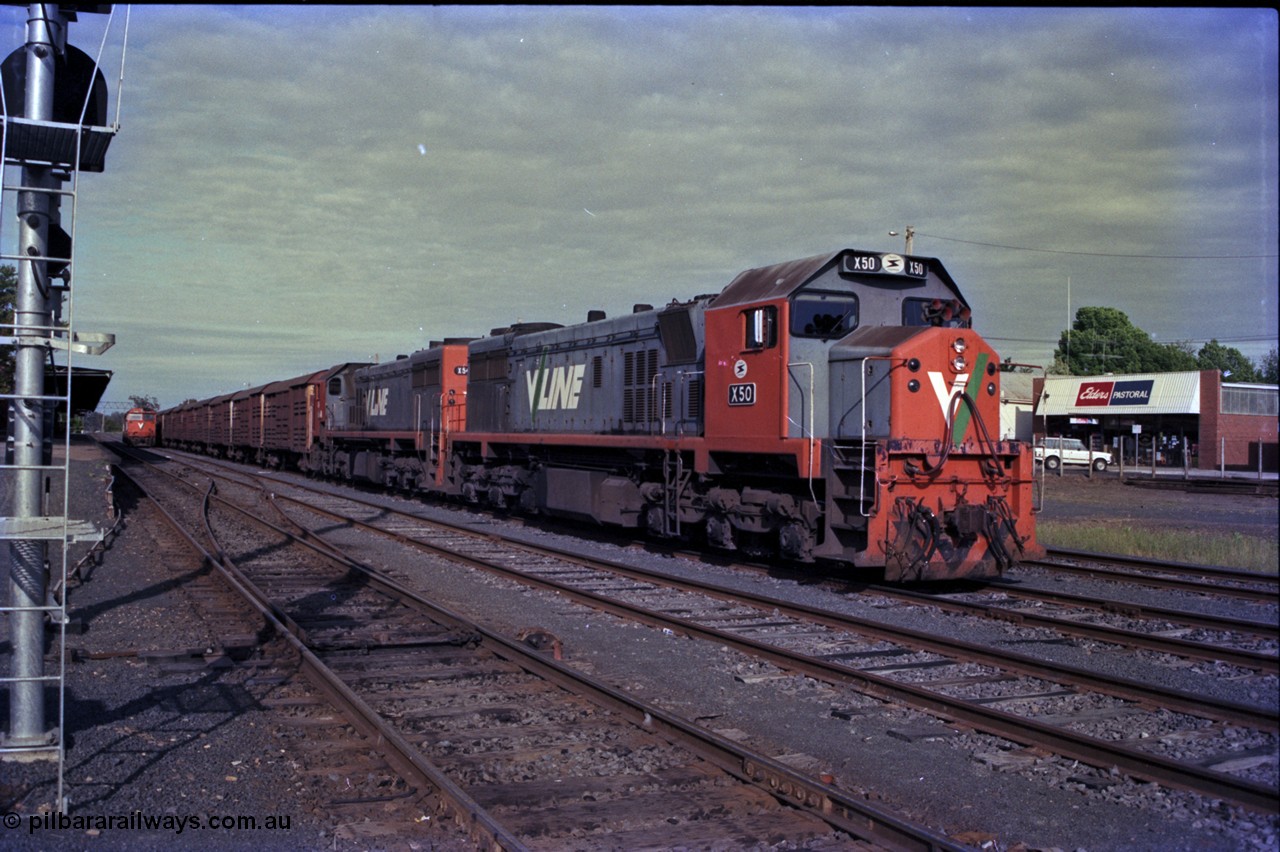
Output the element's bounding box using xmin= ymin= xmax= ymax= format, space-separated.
xmin=914 ymin=231 xmax=1278 ymax=260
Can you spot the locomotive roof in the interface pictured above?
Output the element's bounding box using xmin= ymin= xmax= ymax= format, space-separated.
xmin=709 ymin=248 xmax=962 ymax=308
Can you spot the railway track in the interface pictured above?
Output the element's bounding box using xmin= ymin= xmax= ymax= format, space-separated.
xmin=141 ymin=449 xmax=1279 ymax=817
xmin=866 ymin=580 xmax=1278 ymax=676
xmin=113 ymin=449 xmax=954 ymax=850
xmin=1031 ymin=548 xmax=1279 ymax=604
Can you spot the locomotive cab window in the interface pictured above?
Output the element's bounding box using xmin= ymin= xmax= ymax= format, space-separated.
xmin=904 ymin=297 xmax=971 ymax=328
xmin=791 ymin=291 xmax=857 ymax=340
xmin=743 ymin=306 xmax=777 ymax=350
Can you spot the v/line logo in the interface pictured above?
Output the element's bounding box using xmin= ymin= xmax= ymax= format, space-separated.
xmin=925 ymin=351 xmax=990 ymax=442
xmin=364 ymin=387 xmax=389 ymax=416
xmin=927 ymin=372 xmax=969 ymax=422
xmin=526 ymin=363 xmax=586 ymax=416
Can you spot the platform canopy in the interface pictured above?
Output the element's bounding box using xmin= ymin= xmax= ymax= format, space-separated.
xmin=47 ymin=365 xmax=112 ymax=414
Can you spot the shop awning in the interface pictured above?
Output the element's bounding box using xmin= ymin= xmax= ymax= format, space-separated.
xmin=1038 ymin=371 xmax=1201 ymax=416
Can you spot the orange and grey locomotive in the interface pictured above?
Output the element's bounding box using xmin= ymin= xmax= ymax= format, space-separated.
xmin=160 ymin=248 xmax=1040 ymax=581
xmin=121 ymin=407 xmax=156 ymax=447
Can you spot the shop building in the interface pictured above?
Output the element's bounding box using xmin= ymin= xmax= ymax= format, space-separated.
xmin=1031 ymin=370 xmax=1277 ymax=472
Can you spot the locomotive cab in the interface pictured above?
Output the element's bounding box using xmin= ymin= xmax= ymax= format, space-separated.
xmin=122 ymin=407 xmax=157 ymax=447
xmin=701 ymin=249 xmax=1039 ymax=580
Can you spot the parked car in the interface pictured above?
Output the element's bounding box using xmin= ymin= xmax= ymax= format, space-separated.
xmin=1035 ymin=437 xmax=1114 ymax=472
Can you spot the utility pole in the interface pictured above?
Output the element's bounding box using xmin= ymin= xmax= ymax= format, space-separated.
xmin=888 ymin=226 xmax=915 ymax=254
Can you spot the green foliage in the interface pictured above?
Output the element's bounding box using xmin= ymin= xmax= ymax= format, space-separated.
xmin=1053 ymin=306 xmax=1197 ymax=375
xmin=1196 ymin=340 xmax=1260 ymax=383
xmin=1262 ymin=347 xmax=1279 ymax=384
xmin=1053 ymin=308 xmax=1273 ymax=380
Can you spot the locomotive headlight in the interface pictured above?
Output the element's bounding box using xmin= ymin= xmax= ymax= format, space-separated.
xmin=951 ymin=356 xmax=967 ymax=372
xmin=952 ymin=337 xmax=967 ymax=354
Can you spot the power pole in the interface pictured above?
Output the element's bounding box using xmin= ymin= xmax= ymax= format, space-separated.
xmin=888 ymin=226 xmax=915 ymax=254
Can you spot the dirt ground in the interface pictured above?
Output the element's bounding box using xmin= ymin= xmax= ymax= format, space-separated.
xmin=1034 ymin=471 xmax=1278 ymax=542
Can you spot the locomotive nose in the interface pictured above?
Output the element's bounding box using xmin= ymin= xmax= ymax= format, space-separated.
xmin=884 ymin=496 xmax=1019 ymax=582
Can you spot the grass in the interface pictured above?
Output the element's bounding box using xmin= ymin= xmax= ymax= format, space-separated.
xmin=1036 ymin=521 xmax=1279 ymax=574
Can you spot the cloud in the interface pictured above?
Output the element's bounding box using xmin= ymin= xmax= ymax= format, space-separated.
xmin=2 ymin=6 xmax=1272 ymax=407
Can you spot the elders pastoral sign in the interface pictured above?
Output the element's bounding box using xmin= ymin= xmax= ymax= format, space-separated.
xmin=1075 ymin=379 xmax=1155 ymax=407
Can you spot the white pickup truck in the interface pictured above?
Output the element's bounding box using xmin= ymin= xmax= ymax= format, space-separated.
xmin=1034 ymin=437 xmax=1114 ymax=472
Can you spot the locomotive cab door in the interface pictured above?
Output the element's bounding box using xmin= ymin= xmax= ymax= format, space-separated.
xmin=703 ymin=300 xmax=788 ymax=442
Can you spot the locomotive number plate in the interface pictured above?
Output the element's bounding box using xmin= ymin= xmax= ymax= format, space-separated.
xmin=728 ymin=382 xmax=756 ymax=406
xmin=842 ymin=251 xmax=927 ymax=279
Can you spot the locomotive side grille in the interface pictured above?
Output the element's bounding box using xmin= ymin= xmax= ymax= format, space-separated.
xmin=470 ymin=351 xmax=508 ymax=382
xmin=622 ymin=348 xmax=660 ymax=424
xmin=646 ymin=350 xmax=659 ymax=420
xmin=624 ymin=351 xmax=635 ymax=422
xmin=592 ymin=356 xmax=603 ymax=388
xmin=412 ymin=363 xmax=441 ymax=388
xmin=688 ymin=377 xmax=703 ymax=420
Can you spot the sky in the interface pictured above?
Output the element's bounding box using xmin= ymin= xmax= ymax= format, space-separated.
xmin=2 ymin=6 xmax=1276 ymax=409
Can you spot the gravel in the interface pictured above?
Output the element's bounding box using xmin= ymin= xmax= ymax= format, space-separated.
xmin=2 ymin=440 xmax=1274 ymax=851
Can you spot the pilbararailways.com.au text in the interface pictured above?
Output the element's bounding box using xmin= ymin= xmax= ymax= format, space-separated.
xmin=7 ymin=811 xmax=292 ymax=835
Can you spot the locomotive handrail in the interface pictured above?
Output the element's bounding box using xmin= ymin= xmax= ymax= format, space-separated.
xmin=859 ymin=355 xmax=896 ymax=517
xmin=673 ymin=368 xmax=705 ymax=438
xmin=997 ymin=359 xmax=1050 ymax=514
xmin=650 ymin=372 xmax=663 ymax=435
xmin=787 ymin=360 xmax=818 ymax=507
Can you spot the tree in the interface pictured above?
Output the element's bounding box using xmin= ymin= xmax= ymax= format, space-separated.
xmin=1258 ymin=346 xmax=1278 ymax=384
xmin=1196 ymin=340 xmax=1260 ymax=383
xmin=1052 ymin=307 xmax=1196 ymax=375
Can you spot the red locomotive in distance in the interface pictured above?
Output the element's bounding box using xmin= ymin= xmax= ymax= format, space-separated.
xmin=160 ymin=248 xmax=1042 ymax=582
xmin=121 ymin=407 xmax=157 ymax=447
